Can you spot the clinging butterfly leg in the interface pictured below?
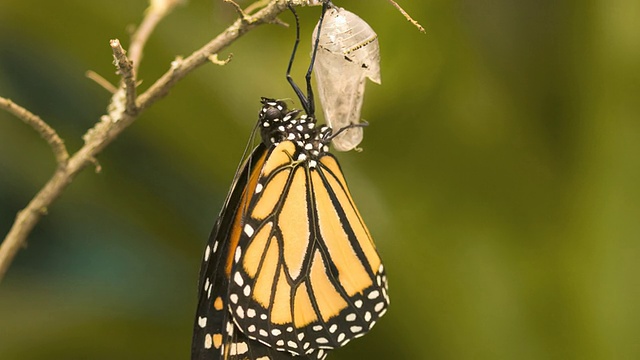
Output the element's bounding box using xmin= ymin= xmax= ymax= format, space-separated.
xmin=191 ymin=3 xmax=388 ymax=360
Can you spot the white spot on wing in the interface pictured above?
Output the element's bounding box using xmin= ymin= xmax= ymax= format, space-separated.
xmin=198 ymin=316 xmax=207 ymax=328
xmin=244 ymin=224 xmax=254 ymax=237
xmin=234 ymin=272 xmax=244 ymax=286
xmin=247 ymin=308 xmax=256 ymax=318
xmin=236 ymin=342 xmax=248 ymax=354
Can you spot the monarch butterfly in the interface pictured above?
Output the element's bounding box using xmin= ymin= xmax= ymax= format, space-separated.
xmin=191 ymin=3 xmax=388 ymax=360
xmin=312 ymin=6 xmax=381 ymax=152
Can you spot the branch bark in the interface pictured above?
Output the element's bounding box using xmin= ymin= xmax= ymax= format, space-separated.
xmin=0 ymin=97 xmax=69 ymax=166
xmin=110 ymin=39 xmax=138 ymax=116
xmin=0 ymin=0 xmax=318 ymax=282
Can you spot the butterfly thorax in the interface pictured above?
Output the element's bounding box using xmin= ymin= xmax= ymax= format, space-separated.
xmin=259 ymin=98 xmax=331 ymax=166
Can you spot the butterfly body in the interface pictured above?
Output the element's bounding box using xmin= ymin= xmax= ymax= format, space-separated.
xmin=192 ymin=99 xmax=388 ymax=360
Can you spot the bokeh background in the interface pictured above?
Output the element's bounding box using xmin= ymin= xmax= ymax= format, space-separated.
xmin=1 ymin=1 xmax=639 ymax=359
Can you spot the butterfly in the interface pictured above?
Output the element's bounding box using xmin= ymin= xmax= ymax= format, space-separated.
xmin=191 ymin=3 xmax=388 ymax=360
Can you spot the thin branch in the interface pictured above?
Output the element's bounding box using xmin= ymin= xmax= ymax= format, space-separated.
xmin=0 ymin=0 xmax=320 ymax=282
xmin=129 ymin=0 xmax=185 ymax=73
xmin=224 ymin=0 xmax=249 ymax=21
xmin=209 ymin=53 xmax=234 ymax=66
xmin=110 ymin=39 xmax=138 ymax=115
xmin=244 ymin=0 xmax=270 ymax=15
xmin=85 ymin=70 xmax=117 ymax=93
xmin=386 ymin=0 xmax=425 ymax=33
xmin=0 ymin=97 xmax=69 ymax=166
xmin=135 ymin=0 xmax=311 ymax=112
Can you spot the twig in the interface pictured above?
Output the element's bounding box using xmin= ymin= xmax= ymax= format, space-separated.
xmin=209 ymin=53 xmax=234 ymax=66
xmin=85 ymin=70 xmax=117 ymax=93
xmin=135 ymin=0 xmax=313 ymax=112
xmin=129 ymin=0 xmax=185 ymax=73
xmin=0 ymin=0 xmax=321 ymax=282
xmin=224 ymin=0 xmax=249 ymax=21
xmin=110 ymin=39 xmax=138 ymax=115
xmin=244 ymin=0 xmax=270 ymax=15
xmin=0 ymin=97 xmax=69 ymax=166
xmin=386 ymin=0 xmax=425 ymax=33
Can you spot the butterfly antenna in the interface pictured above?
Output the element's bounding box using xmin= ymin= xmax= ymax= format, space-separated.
xmin=286 ymin=1 xmax=331 ymax=116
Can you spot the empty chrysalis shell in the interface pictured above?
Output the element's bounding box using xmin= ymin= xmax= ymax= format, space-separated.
xmin=312 ymin=7 xmax=381 ymax=151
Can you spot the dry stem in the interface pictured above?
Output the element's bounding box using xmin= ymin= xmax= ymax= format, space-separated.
xmin=386 ymin=0 xmax=425 ymax=33
xmin=0 ymin=97 xmax=69 ymax=166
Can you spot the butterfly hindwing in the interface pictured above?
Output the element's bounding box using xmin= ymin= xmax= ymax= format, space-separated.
xmin=227 ymin=139 xmax=389 ymax=356
xmin=192 ymin=140 xmax=329 ymax=360
xmin=191 ymin=143 xmax=266 ymax=359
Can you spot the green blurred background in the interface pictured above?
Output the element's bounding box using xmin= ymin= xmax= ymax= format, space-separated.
xmin=1 ymin=0 xmax=639 ymax=359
